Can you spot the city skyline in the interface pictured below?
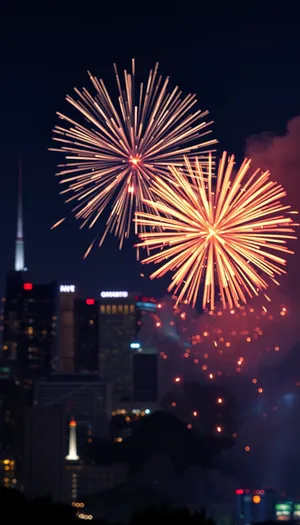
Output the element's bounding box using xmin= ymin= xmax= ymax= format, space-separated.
xmin=2 ymin=11 xmax=300 ymax=522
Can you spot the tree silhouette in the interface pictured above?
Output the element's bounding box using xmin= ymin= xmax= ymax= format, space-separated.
xmin=0 ymin=487 xmax=77 ymax=521
xmin=129 ymin=505 xmax=215 ymax=525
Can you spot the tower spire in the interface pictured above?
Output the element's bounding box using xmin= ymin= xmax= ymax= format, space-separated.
xmin=66 ymin=418 xmax=79 ymax=461
xmin=15 ymin=159 xmax=25 ymax=272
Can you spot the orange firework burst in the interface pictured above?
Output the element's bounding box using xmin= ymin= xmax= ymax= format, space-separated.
xmin=135 ymin=152 xmax=299 ymax=309
xmin=50 ymin=59 xmax=216 ymax=255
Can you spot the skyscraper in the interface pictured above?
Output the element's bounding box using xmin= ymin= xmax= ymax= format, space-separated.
xmin=2 ymin=162 xmax=57 ymax=383
xmin=2 ymin=160 xmax=26 ymax=365
xmin=58 ymin=284 xmax=77 ymax=373
xmin=74 ymin=298 xmax=99 ymax=373
xmin=99 ymin=292 xmax=158 ymax=403
xmin=99 ymin=291 xmax=137 ymax=402
xmin=3 ymin=280 xmax=57 ymax=383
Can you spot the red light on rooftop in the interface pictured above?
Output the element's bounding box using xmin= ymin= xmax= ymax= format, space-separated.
xmin=23 ymin=283 xmax=33 ymax=291
xmin=86 ymin=298 xmax=95 ymax=305
xmin=236 ymin=489 xmax=244 ymax=495
xmin=69 ymin=419 xmax=77 ymax=428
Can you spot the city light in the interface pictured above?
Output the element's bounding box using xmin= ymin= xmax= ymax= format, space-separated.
xmin=100 ymin=291 xmax=129 ymax=298
xmin=130 ymin=342 xmax=140 ymax=349
xmin=60 ymin=284 xmax=75 ymax=293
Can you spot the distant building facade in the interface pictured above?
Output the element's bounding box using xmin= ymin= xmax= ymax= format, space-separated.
xmin=3 ymin=275 xmax=57 ymax=383
xmin=99 ymin=292 xmax=158 ymax=403
xmin=58 ymin=285 xmax=77 ymax=373
xmin=35 ymin=374 xmax=112 ymax=438
xmin=74 ymin=298 xmax=99 ymax=373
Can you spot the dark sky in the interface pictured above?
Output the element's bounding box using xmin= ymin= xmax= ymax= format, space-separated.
xmin=1 ymin=13 xmax=300 ymax=298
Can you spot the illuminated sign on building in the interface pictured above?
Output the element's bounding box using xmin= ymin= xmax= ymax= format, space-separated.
xmin=136 ymin=301 xmax=157 ymax=311
xmin=60 ymin=285 xmax=76 ymax=293
xmin=100 ymin=291 xmax=129 ymax=298
xmin=130 ymin=342 xmax=141 ymax=349
xmin=275 ymin=502 xmax=293 ymax=521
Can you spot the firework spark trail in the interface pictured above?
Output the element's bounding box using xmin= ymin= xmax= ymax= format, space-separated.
xmin=50 ymin=59 xmax=216 ymax=255
xmin=135 ymin=152 xmax=299 ymax=310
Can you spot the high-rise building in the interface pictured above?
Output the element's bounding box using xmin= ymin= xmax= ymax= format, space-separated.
xmin=2 ymin=165 xmax=57 ymax=382
xmin=99 ymin=291 xmax=138 ymax=403
xmin=58 ymin=284 xmax=77 ymax=373
xmin=132 ymin=296 xmax=158 ymax=403
xmin=132 ymin=353 xmax=158 ymax=403
xmin=74 ymin=298 xmax=99 ymax=373
xmin=2 ymin=162 xmax=26 ymax=367
xmin=99 ymin=292 xmax=158 ymax=403
xmin=3 ymin=280 xmax=57 ymax=383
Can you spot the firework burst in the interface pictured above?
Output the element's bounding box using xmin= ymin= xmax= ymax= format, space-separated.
xmin=50 ymin=59 xmax=216 ymax=255
xmin=135 ymin=152 xmax=299 ymax=309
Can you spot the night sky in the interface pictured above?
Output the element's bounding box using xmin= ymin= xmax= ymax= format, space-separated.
xmin=1 ymin=14 xmax=300 ymax=299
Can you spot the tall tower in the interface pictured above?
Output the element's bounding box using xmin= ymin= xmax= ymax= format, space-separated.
xmin=66 ymin=419 xmax=79 ymax=461
xmin=15 ymin=159 xmax=25 ymax=272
